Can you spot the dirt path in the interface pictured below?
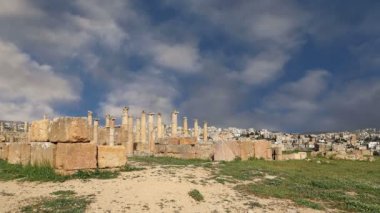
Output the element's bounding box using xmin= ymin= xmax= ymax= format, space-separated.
xmin=0 ymin=162 xmax=324 ymax=213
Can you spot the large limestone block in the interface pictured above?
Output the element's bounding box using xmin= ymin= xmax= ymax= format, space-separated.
xmin=214 ymin=142 xmax=239 ymax=161
xmin=30 ymin=142 xmax=56 ymax=166
xmin=194 ymin=144 xmax=214 ymax=160
xmin=49 ymin=117 xmax=90 ymax=143
xmin=253 ymin=140 xmax=272 ymax=160
xmin=0 ymin=143 xmax=9 ymax=160
xmin=240 ymin=141 xmax=255 ymax=160
xmin=30 ymin=119 xmax=50 ymax=142
xmin=97 ymin=146 xmax=127 ymax=168
xmin=98 ymin=128 xmax=109 ymax=145
xmin=135 ymin=143 xmax=150 ymax=152
xmin=8 ymin=143 xmax=31 ymax=165
xmin=155 ymin=144 xmax=167 ymax=153
xmin=55 ymin=143 xmax=96 ymax=170
xmin=166 ymin=144 xmax=194 ymax=154
xmin=167 ymin=137 xmax=180 ymax=145
xmin=299 ymin=152 xmax=307 ymax=159
xmin=179 ymin=137 xmax=197 ymax=145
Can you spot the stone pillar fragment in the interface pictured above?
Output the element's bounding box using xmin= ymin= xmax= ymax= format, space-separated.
xmin=141 ymin=111 xmax=147 ymax=143
xmin=171 ymin=110 xmax=179 ymax=137
xmin=194 ymin=119 xmax=199 ymax=141
xmin=93 ymin=119 xmax=99 ymax=144
xmin=105 ymin=114 xmax=111 ymax=128
xmin=183 ymin=117 xmax=188 ymax=136
xmin=148 ymin=113 xmax=155 ymax=153
xmin=203 ymin=121 xmax=208 ymax=143
xmin=109 ymin=117 xmax=115 ymax=146
xmin=87 ymin=111 xmax=93 ymax=126
xmin=157 ymin=113 xmax=163 ymax=139
xmin=24 ymin=122 xmax=28 ymax=133
xmin=122 ymin=106 xmax=129 ymax=128
xmin=0 ymin=122 xmax=3 ymax=132
xmin=135 ymin=118 xmax=141 ymax=142
xmin=127 ymin=116 xmax=134 ymax=155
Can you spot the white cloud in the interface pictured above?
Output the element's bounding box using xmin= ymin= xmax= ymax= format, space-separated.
xmin=152 ymin=43 xmax=201 ymax=73
xmin=230 ymin=50 xmax=290 ymax=85
xmin=0 ymin=40 xmax=80 ymax=121
xmin=99 ymin=72 xmax=178 ymax=121
xmin=0 ymin=0 xmax=42 ymax=17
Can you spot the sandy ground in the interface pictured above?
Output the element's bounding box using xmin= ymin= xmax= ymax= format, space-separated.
xmin=0 ymin=162 xmax=326 ymax=213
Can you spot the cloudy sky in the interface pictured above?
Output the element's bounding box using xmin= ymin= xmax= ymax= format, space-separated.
xmin=0 ymin=0 xmax=379 ymax=132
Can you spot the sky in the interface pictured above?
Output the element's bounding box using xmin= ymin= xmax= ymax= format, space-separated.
xmin=0 ymin=0 xmax=379 ymax=133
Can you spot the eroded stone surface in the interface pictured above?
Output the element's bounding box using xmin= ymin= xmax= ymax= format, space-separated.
xmin=30 ymin=142 xmax=56 ymax=166
xmin=55 ymin=143 xmax=96 ymax=170
xmin=97 ymin=145 xmax=127 ymax=168
xmin=49 ymin=117 xmax=90 ymax=143
xmin=30 ymin=119 xmax=50 ymax=142
xmin=8 ymin=143 xmax=30 ymax=165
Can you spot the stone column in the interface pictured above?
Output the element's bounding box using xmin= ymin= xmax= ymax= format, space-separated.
xmin=24 ymin=122 xmax=28 ymax=133
xmin=105 ymin=114 xmax=111 ymax=128
xmin=141 ymin=111 xmax=147 ymax=143
xmin=171 ymin=110 xmax=179 ymax=137
xmin=157 ymin=113 xmax=163 ymax=139
xmin=193 ymin=119 xmax=199 ymax=141
xmin=122 ymin=106 xmax=129 ymax=128
xmin=135 ymin=118 xmax=141 ymax=142
xmin=13 ymin=122 xmax=17 ymax=132
xmin=0 ymin=122 xmax=3 ymax=132
xmin=109 ymin=117 xmax=115 ymax=146
xmin=183 ymin=117 xmax=188 ymax=136
xmin=87 ymin=111 xmax=93 ymax=126
xmin=93 ymin=119 xmax=99 ymax=144
xmin=203 ymin=121 xmax=208 ymax=143
xmin=148 ymin=112 xmax=155 ymax=153
xmin=127 ymin=116 xmax=134 ymax=155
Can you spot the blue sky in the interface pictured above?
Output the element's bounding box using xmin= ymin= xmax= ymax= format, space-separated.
xmin=0 ymin=0 xmax=379 ymax=132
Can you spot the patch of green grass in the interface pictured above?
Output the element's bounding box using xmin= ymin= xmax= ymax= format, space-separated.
xmin=21 ymin=190 xmax=94 ymax=213
xmin=0 ymin=160 xmax=119 ymax=182
xmin=188 ymin=189 xmax=204 ymax=202
xmin=129 ymin=156 xmax=211 ymax=166
xmin=221 ymin=158 xmax=380 ymax=212
xmin=50 ymin=190 xmax=76 ymax=197
xmin=0 ymin=160 xmax=68 ymax=182
xmin=120 ymin=164 xmax=145 ymax=172
xmin=295 ymin=199 xmax=324 ymax=210
xmin=71 ymin=169 xmax=119 ymax=180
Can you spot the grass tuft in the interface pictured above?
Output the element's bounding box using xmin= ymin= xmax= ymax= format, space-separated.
xmin=129 ymin=156 xmax=211 ymax=166
xmin=188 ymin=189 xmax=204 ymax=202
xmin=21 ymin=190 xmax=94 ymax=213
xmin=120 ymin=164 xmax=145 ymax=172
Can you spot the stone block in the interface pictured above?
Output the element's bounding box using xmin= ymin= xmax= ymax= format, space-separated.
xmin=179 ymin=137 xmax=197 ymax=145
xmin=299 ymin=152 xmax=307 ymax=159
xmin=55 ymin=143 xmax=96 ymax=170
xmin=167 ymin=137 xmax=180 ymax=145
xmin=253 ymin=140 xmax=272 ymax=160
xmin=98 ymin=128 xmax=109 ymax=145
xmin=30 ymin=142 xmax=56 ymax=166
xmin=97 ymin=145 xmax=127 ymax=168
xmin=49 ymin=117 xmax=90 ymax=143
xmin=135 ymin=143 xmax=150 ymax=152
xmin=0 ymin=143 xmax=9 ymax=160
xmin=214 ymin=141 xmax=240 ymax=161
xmin=155 ymin=144 xmax=166 ymax=153
xmin=240 ymin=141 xmax=255 ymax=160
xmin=30 ymin=119 xmax=50 ymax=142
xmin=194 ymin=144 xmax=214 ymax=160
xmin=8 ymin=143 xmax=31 ymax=165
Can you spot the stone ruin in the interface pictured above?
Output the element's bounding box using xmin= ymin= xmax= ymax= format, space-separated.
xmin=0 ymin=107 xmax=309 ymax=174
xmin=311 ymin=143 xmax=374 ymax=161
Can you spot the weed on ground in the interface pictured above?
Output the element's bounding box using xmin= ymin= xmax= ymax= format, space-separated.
xmin=21 ymin=190 xmax=94 ymax=213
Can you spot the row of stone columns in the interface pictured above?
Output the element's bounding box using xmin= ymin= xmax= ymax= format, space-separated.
xmin=87 ymin=108 xmax=209 ymax=148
